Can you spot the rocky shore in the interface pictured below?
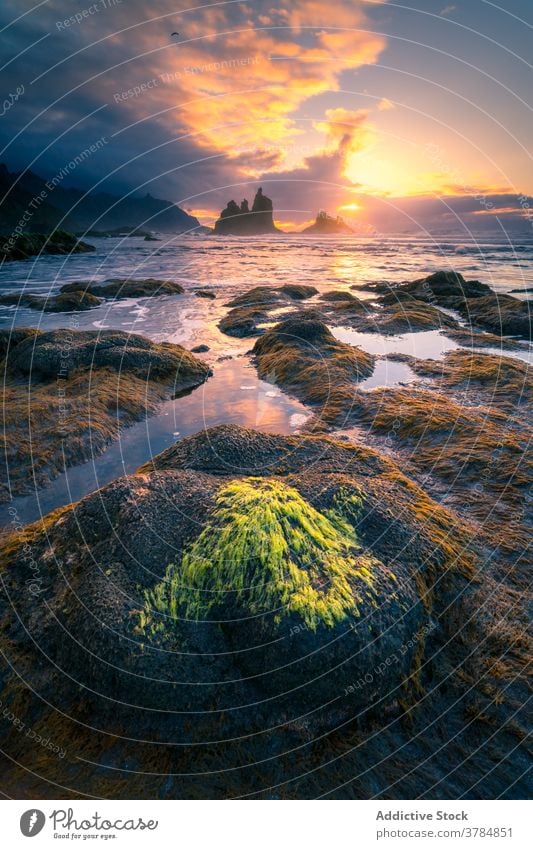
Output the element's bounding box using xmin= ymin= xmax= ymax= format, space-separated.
xmin=364 ymin=270 xmax=532 ymax=339
xmin=0 ymin=424 xmax=529 ymax=798
xmin=0 ymin=278 xmax=185 ymax=313
xmin=0 ymin=230 xmax=95 ymax=262
xmin=217 ymin=270 xmax=531 ymax=340
xmin=0 ymin=266 xmax=530 ymax=800
xmin=0 ymin=328 xmax=210 ymax=500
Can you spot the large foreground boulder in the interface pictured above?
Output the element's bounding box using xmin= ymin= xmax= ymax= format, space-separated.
xmin=2 ymin=426 xmax=526 ymax=800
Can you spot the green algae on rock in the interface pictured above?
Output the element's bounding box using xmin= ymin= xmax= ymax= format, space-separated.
xmin=143 ymin=477 xmax=378 ymax=632
xmin=1 ymin=424 xmax=528 ymax=800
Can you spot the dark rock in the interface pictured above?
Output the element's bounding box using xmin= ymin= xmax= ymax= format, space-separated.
xmin=380 ymin=271 xmax=531 ymax=339
xmin=194 ymin=290 xmax=216 ymax=299
xmin=302 ymin=210 xmax=353 ymax=235
xmin=60 ymin=278 xmax=184 ymax=298
xmin=279 ymin=284 xmax=318 ymax=300
xmin=226 ymin=285 xmax=284 ymax=308
xmin=213 ymin=188 xmax=281 ymax=235
xmin=0 ymin=290 xmax=102 ymax=312
xmin=5 ymin=328 xmax=211 ymax=382
xmin=320 ymin=290 xmax=360 ymax=303
xmin=191 ymin=344 xmax=210 ymax=353
xmin=0 ymin=230 xmax=95 ymax=262
xmin=0 ymin=327 xmax=39 ymax=359
xmin=0 ymin=425 xmax=481 ymax=793
xmin=218 ymin=305 xmax=269 ymax=337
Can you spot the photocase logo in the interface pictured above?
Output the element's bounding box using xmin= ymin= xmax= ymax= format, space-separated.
xmin=20 ymin=810 xmax=46 ymax=837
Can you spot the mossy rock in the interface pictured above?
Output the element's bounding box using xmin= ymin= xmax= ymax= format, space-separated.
xmin=319 ymin=290 xmax=361 ymax=303
xmin=218 ymin=305 xmax=269 ymax=337
xmin=0 ymin=327 xmax=39 ymax=359
xmin=5 ymin=328 xmax=210 ymax=381
xmin=279 ymin=284 xmax=318 ymax=300
xmin=226 ymin=286 xmax=285 ymax=308
xmin=0 ymin=290 xmax=102 ymax=312
xmin=60 ymin=278 xmax=184 ymax=298
xmin=219 ymin=285 xmax=318 ymax=338
xmin=2 ymin=425 xmax=525 ymax=799
xmin=376 ymin=271 xmax=531 ymax=340
xmin=143 ymin=477 xmax=378 ymax=630
xmin=0 ymin=230 xmax=94 ymax=262
xmin=0 ymin=329 xmax=211 ymax=499
xmin=0 ymin=426 xmax=475 ymax=737
xmin=252 ymin=314 xmax=375 ymax=422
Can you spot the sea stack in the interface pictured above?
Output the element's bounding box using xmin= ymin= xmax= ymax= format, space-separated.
xmin=213 ymin=187 xmax=281 ymax=235
xmin=302 ymin=210 xmax=353 ymax=235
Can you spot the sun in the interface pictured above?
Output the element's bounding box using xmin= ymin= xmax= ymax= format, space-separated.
xmin=339 ymin=202 xmax=361 ymax=213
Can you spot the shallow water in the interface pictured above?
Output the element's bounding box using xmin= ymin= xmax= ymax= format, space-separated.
xmin=332 ymin=327 xmax=460 ymax=360
xmin=0 ymin=357 xmax=310 ymax=526
xmin=0 ymin=234 xmax=531 ymax=525
xmin=358 ymin=359 xmax=417 ymax=390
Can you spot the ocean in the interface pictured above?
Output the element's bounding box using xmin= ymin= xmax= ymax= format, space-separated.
xmin=1 ymin=234 xmax=531 ymax=525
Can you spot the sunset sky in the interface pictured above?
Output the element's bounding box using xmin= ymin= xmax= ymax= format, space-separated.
xmin=1 ymin=0 xmax=531 ymax=234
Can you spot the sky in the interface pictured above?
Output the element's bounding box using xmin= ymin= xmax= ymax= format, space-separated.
xmin=0 ymin=0 xmax=531 ymax=234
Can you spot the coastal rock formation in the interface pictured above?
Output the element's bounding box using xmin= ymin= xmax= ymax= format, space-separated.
xmin=218 ymin=284 xmax=318 ymax=337
xmin=1 ymin=279 xmax=187 ymax=314
xmin=372 ymin=270 xmax=532 ymax=339
xmin=61 ymin=278 xmax=185 ymax=299
xmin=303 ymin=210 xmax=353 ymax=235
xmin=0 ymin=289 xmax=102 ymax=312
xmin=252 ymin=315 xmax=374 ymax=424
xmin=0 ymin=328 xmax=210 ymax=499
xmin=1 ymin=424 xmax=516 ymax=799
xmin=214 ymin=188 xmax=281 ymax=235
xmin=0 ymin=230 xmax=95 ymax=262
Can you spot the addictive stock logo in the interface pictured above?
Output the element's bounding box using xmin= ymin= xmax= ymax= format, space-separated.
xmin=20 ymin=809 xmax=46 ymax=837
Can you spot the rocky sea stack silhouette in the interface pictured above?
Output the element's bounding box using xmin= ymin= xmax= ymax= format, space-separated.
xmin=214 ymin=187 xmax=281 ymax=235
xmin=303 ymin=210 xmax=353 ymax=235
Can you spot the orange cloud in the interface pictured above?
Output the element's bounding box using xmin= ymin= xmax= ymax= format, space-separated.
xmin=124 ymin=1 xmax=387 ymax=176
xmin=314 ymin=107 xmax=374 ymax=156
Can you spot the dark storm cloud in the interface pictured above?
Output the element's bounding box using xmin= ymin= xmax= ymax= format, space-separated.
xmin=0 ymin=0 xmax=249 ymax=203
xmin=0 ymin=0 xmax=386 ymax=210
